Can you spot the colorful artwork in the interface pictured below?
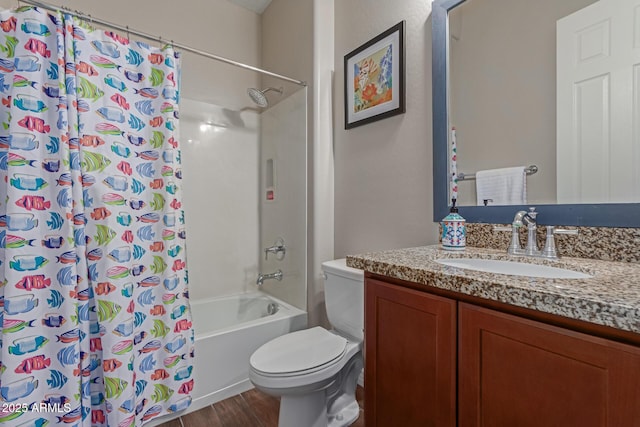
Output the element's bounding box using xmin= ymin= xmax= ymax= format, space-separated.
xmin=344 ymin=21 xmax=405 ymax=129
xmin=353 ymin=45 xmax=393 ymax=112
xmin=0 ymin=6 xmax=193 ymax=426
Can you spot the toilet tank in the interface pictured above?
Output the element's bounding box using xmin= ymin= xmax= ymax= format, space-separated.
xmin=322 ymin=259 xmax=364 ymax=341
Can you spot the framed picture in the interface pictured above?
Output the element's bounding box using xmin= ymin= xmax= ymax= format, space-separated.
xmin=344 ymin=21 xmax=406 ymax=129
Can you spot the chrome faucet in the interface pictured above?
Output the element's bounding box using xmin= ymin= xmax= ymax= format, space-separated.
xmin=256 ymin=270 xmax=283 ymax=286
xmin=496 ymin=208 xmax=537 ymax=256
xmin=495 ymin=207 xmax=579 ymax=259
xmin=513 ymin=207 xmax=539 ymax=256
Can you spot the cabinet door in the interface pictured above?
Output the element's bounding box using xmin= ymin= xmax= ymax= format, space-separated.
xmin=365 ymin=278 xmax=456 ymax=427
xmin=459 ymin=303 xmax=640 ymax=427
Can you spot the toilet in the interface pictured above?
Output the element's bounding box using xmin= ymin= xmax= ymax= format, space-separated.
xmin=249 ymin=259 xmax=364 ymax=427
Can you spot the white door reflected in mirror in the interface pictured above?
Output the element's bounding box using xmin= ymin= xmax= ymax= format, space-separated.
xmin=557 ymin=0 xmax=640 ymax=204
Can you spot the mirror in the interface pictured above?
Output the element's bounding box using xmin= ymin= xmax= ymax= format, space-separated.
xmin=432 ymin=0 xmax=640 ymax=226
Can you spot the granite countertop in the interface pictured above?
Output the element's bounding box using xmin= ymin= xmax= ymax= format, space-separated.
xmin=346 ymin=245 xmax=640 ymax=334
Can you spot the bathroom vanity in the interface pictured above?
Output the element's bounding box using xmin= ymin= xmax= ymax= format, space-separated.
xmin=348 ymin=247 xmax=640 ymax=426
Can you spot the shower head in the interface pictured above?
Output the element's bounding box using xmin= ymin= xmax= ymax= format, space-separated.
xmin=247 ymin=87 xmax=283 ymax=107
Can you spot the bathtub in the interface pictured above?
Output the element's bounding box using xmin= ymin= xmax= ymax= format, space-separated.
xmin=150 ymin=291 xmax=307 ymax=424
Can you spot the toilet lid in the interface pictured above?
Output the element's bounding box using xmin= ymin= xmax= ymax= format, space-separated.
xmin=250 ymin=327 xmax=347 ymax=375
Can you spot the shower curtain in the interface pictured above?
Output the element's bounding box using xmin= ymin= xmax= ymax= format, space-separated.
xmin=0 ymin=7 xmax=193 ymax=426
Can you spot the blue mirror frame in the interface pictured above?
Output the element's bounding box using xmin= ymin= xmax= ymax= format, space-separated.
xmin=432 ymin=0 xmax=640 ymax=227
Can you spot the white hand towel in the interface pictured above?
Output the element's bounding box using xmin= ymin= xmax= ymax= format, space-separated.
xmin=475 ymin=166 xmax=527 ymax=206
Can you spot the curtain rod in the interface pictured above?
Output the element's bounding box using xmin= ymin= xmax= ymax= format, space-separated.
xmin=17 ymin=0 xmax=307 ymax=87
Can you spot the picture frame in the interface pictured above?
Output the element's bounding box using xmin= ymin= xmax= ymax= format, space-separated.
xmin=344 ymin=20 xmax=406 ymax=129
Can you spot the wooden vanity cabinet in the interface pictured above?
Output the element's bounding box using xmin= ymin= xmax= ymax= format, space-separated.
xmin=459 ymin=303 xmax=640 ymax=427
xmin=364 ymin=277 xmax=457 ymax=427
xmin=365 ymin=275 xmax=640 ymax=427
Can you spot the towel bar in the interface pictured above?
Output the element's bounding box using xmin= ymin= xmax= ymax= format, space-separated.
xmin=456 ymin=165 xmax=538 ymax=181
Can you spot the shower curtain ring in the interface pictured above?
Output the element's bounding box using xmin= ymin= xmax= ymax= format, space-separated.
xmin=126 ymin=25 xmax=130 ymax=41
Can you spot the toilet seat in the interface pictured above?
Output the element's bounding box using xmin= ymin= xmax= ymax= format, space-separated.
xmin=250 ymin=327 xmax=347 ymax=377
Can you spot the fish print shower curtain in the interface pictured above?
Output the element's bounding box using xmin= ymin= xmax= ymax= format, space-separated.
xmin=0 ymin=7 xmax=193 ymax=426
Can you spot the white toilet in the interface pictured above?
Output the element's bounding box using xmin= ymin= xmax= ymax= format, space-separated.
xmin=249 ymin=259 xmax=364 ymax=427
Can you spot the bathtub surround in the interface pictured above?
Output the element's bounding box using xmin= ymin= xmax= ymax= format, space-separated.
xmin=457 ymin=223 xmax=640 ymax=263
xmin=259 ymin=89 xmax=308 ymax=310
xmin=0 ymin=7 xmax=193 ymax=425
xmin=180 ymin=99 xmax=260 ymax=301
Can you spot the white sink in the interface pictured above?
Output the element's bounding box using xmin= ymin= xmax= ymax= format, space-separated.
xmin=435 ymin=258 xmax=592 ymax=279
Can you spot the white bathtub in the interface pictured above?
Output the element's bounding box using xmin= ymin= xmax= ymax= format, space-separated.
xmin=150 ymin=291 xmax=307 ymax=424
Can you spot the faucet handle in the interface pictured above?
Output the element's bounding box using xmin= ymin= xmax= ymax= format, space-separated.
xmin=554 ymin=228 xmax=579 ymax=236
xmin=542 ymin=227 xmax=579 ymax=259
xmin=264 ymin=237 xmax=286 ymax=260
xmin=542 ymin=226 xmax=558 ymax=259
xmin=527 ymin=207 xmax=538 ymax=219
xmin=494 ymin=224 xmax=524 ymax=255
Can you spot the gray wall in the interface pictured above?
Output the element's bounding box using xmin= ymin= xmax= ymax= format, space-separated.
xmin=262 ymin=0 xmax=313 ymax=99
xmin=334 ymin=0 xmax=439 ymax=257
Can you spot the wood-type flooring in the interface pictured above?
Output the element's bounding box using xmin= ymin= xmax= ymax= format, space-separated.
xmin=158 ymin=386 xmax=365 ymax=427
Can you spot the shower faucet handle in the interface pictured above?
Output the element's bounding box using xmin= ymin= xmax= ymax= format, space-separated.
xmin=264 ymin=238 xmax=286 ymax=261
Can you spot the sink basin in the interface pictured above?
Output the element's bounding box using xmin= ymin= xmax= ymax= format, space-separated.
xmin=435 ymin=258 xmax=592 ymax=279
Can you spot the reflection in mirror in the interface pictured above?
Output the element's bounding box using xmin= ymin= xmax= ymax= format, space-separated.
xmin=448 ymin=0 xmax=640 ymax=206
xmin=432 ymin=0 xmax=640 ymax=226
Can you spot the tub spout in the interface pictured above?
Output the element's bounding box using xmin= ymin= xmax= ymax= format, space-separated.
xmin=257 ymin=270 xmax=283 ymax=286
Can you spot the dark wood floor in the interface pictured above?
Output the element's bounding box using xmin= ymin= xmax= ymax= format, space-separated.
xmin=159 ymin=386 xmax=365 ymax=427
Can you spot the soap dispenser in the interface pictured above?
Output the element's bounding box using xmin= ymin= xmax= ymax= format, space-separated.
xmin=441 ymin=198 xmax=466 ymax=251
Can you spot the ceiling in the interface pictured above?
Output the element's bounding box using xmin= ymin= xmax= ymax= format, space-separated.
xmin=227 ymin=0 xmax=272 ymax=14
